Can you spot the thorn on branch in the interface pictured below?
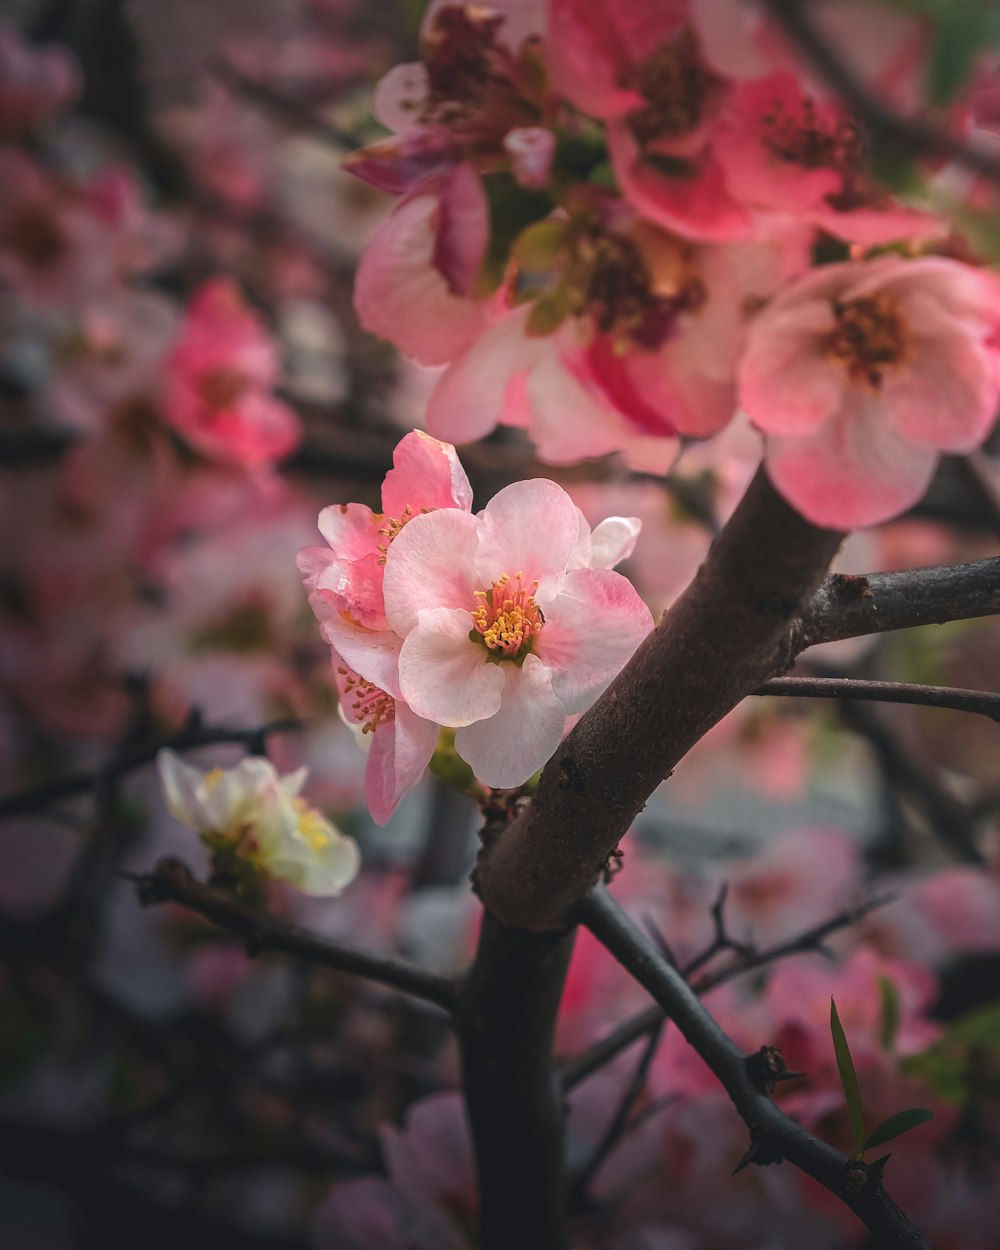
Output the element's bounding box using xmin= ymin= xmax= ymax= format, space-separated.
xmin=732 ymin=1135 xmax=784 ymax=1175
xmin=745 ymin=1045 xmax=804 ymax=1093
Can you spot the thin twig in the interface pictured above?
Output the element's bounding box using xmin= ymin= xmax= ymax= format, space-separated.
xmin=562 ymin=895 xmax=891 ymax=1092
xmin=579 ymin=888 xmax=932 ymax=1250
xmin=571 ymin=1019 xmax=666 ymax=1203
xmin=0 ymin=718 xmax=304 ymax=820
xmin=133 ymin=858 xmax=456 ymax=1011
xmin=754 ymin=676 xmax=1000 ymax=722
xmin=212 ymin=57 xmax=361 ymax=149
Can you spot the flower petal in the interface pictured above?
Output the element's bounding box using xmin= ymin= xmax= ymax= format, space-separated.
xmin=475 ymin=478 xmax=580 ymax=592
xmin=539 ymin=568 xmax=653 ymax=713
xmin=398 ymin=607 xmax=505 ymax=726
xmin=381 ymin=429 xmax=473 ymax=517
xmin=365 ymin=703 xmax=441 ymax=826
xmin=382 ymin=509 xmax=480 ymax=635
xmin=455 ymin=655 xmax=566 ymax=787
xmin=765 ymin=390 xmax=939 ymax=529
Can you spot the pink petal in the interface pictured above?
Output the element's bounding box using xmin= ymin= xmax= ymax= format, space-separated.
xmin=425 ymin=306 xmax=538 ymax=445
xmin=607 ymin=122 xmax=753 ymax=243
xmin=454 ymin=655 xmax=567 ymax=787
xmin=322 ymin=621 xmax=403 ymax=699
xmin=738 ymin=304 xmax=844 ymax=435
xmin=538 ymin=568 xmax=653 ymax=713
xmin=885 ymin=333 xmax=997 ymax=451
xmin=764 ymin=390 xmax=939 ymax=529
xmin=382 ymin=509 xmax=480 ymax=635
xmin=381 ymin=430 xmax=473 ymax=517
xmin=354 ymin=192 xmax=488 ymax=366
xmin=475 ymin=478 xmax=580 ymax=592
xmin=312 ymin=551 xmax=388 ymax=631
xmin=372 ymin=62 xmax=429 ymax=134
xmin=433 ymin=162 xmax=489 ymax=297
xmin=365 ymin=703 xmax=440 ymax=826
xmin=398 ymin=608 xmax=505 ymax=726
xmin=317 ymin=503 xmax=383 ymax=559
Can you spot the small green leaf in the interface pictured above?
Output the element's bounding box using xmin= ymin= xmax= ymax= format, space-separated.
xmin=878 ymin=975 xmax=902 ymax=1051
xmin=526 ymin=293 xmax=569 ymax=336
xmin=864 ymin=1108 xmax=934 ymax=1151
xmin=511 ymin=219 xmax=568 ymax=270
xmin=830 ymin=997 xmax=866 ymax=1159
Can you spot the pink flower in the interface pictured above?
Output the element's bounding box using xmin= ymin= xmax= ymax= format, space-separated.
xmin=711 ymin=71 xmax=941 ymax=246
xmin=331 ymin=652 xmax=440 ymax=826
xmin=738 ymin=255 xmax=1000 ymax=528
xmin=298 ymin=431 xmax=475 ymax=820
xmin=427 ymin=222 xmax=810 ymax=470
xmin=163 ymin=278 xmax=301 ymax=471
xmin=297 ymin=429 xmax=474 ymax=687
xmin=379 ymin=477 xmax=652 ymax=787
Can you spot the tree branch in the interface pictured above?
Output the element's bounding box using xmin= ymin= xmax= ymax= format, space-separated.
xmin=578 ymin=888 xmax=933 ymax=1250
xmin=792 ymin=558 xmax=1000 ymax=653
xmin=453 ymin=914 xmax=575 ymax=1250
xmin=561 ymin=894 xmax=890 ymax=1092
xmin=0 ymin=718 xmax=304 ymax=820
xmin=476 ymin=468 xmax=844 ymax=930
xmin=754 ymin=675 xmax=1000 ymax=721
xmin=134 ymin=858 xmax=456 ymax=1011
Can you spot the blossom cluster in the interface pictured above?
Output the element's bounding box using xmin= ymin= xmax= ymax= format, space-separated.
xmin=349 ymin=0 xmax=1000 ymax=528
xmin=298 ymin=430 xmax=653 ymax=818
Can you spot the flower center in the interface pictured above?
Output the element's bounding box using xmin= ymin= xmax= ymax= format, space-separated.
xmin=470 ymin=572 xmax=543 ymax=662
xmin=293 ymin=797 xmax=332 ymax=849
xmin=824 ymin=294 xmax=909 ymax=389
xmin=628 ymin=29 xmax=719 ymax=146
xmin=198 ymin=366 xmax=248 ymax=411
xmin=338 ymin=665 xmax=395 ymax=733
xmin=762 ymin=97 xmax=862 ymax=173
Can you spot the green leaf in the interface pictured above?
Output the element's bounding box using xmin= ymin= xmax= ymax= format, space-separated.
xmin=526 ymin=293 xmax=570 ymax=336
xmin=511 ymin=220 xmax=568 ymax=270
xmin=480 ymin=175 xmax=554 ymax=292
xmin=864 ymin=1108 xmax=934 ymax=1151
xmin=831 ymin=997 xmax=866 ymax=1159
xmin=878 ymin=975 xmax=902 ymax=1051
xmin=902 ymin=1001 xmax=1000 ymax=1105
xmin=928 ymin=6 xmax=1000 ymax=107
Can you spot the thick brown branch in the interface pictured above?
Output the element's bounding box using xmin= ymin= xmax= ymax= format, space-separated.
xmin=476 ymin=469 xmax=844 ymax=930
xmin=135 ymin=858 xmax=456 ymax=1011
xmin=454 ymin=914 xmax=575 ymax=1250
xmin=754 ymin=676 xmax=1000 ymax=721
xmin=579 ymin=888 xmax=933 ymax=1250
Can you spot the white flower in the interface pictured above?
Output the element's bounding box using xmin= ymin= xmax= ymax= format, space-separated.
xmin=157 ymin=749 xmax=360 ymax=897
